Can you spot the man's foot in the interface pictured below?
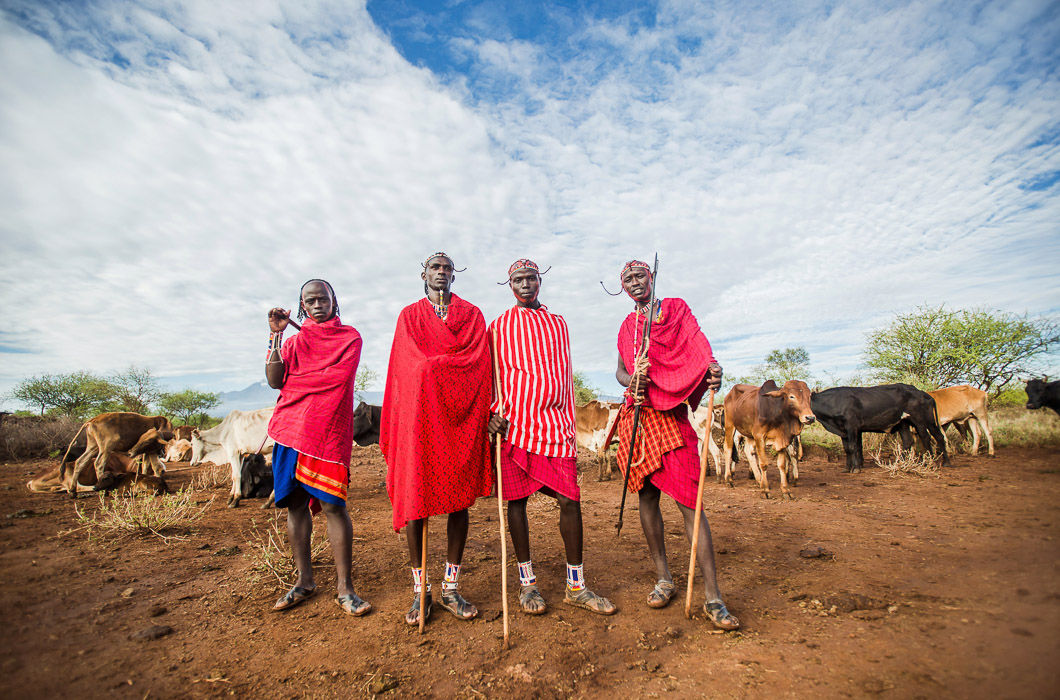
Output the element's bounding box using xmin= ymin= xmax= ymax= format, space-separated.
xmin=646 ymin=579 xmax=676 ymax=609
xmin=704 ymin=600 xmax=740 ymax=631
xmin=438 ymin=590 xmax=478 ymax=620
xmin=564 ymin=587 xmax=617 ymax=615
xmin=272 ymin=585 xmax=317 ymax=612
xmin=405 ymin=593 xmax=432 ymax=626
xmin=335 ymin=592 xmax=371 ymax=616
xmin=518 ymin=585 xmax=547 ymax=615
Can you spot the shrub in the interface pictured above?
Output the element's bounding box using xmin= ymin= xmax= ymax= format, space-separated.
xmin=0 ymin=414 xmax=82 ymax=461
xmin=72 ymin=489 xmax=213 ymax=543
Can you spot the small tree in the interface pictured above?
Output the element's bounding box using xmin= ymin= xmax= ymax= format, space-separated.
xmin=110 ymin=366 xmax=162 ymax=414
xmin=158 ymin=390 xmax=221 ymax=426
xmin=355 ymin=365 xmax=378 ymax=403
xmin=735 ymin=347 xmax=814 ymax=387
xmin=572 ymin=371 xmax=598 ymax=405
xmin=864 ymin=305 xmax=1058 ymax=396
xmin=47 ymin=372 xmax=118 ymax=420
xmin=11 ymin=374 xmax=63 ymax=416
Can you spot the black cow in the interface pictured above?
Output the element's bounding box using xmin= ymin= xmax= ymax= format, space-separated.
xmin=352 ymin=401 xmax=382 ymax=446
xmin=1026 ymin=378 xmax=1060 ymax=416
xmin=810 ymin=384 xmax=949 ymax=473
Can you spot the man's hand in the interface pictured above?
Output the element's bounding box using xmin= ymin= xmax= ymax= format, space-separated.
xmin=707 ymin=362 xmax=723 ymax=392
xmin=488 ymin=413 xmax=509 ymax=436
xmin=628 ymin=371 xmax=652 ymax=401
xmin=268 ymin=308 xmax=292 ymax=334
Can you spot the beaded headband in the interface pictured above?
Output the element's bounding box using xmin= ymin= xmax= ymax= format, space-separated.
xmin=422 ymin=252 xmax=466 ymax=272
xmin=497 ymin=259 xmax=552 ymax=285
xmin=621 ymin=260 xmax=652 ymax=279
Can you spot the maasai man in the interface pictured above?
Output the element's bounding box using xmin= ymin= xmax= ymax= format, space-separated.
xmin=612 ymin=260 xmax=740 ymax=630
xmin=487 ymin=260 xmax=616 ymax=616
xmin=380 ymin=253 xmax=493 ymax=625
xmin=265 ymin=279 xmax=371 ymax=616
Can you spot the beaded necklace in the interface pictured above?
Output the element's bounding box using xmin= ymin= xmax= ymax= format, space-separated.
xmin=429 ymin=292 xmax=449 ymax=320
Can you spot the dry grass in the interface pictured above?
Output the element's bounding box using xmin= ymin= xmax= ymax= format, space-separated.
xmin=71 ymin=489 xmax=213 ymax=542
xmin=192 ymin=461 xmax=230 ymax=491
xmin=245 ymin=514 xmax=331 ymax=589
xmin=869 ymin=436 xmax=941 ymax=478
xmin=0 ymin=415 xmax=82 ymax=461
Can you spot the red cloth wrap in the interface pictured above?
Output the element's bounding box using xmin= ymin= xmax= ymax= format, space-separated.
xmin=618 ymin=298 xmax=715 ymax=411
xmin=381 ymin=295 xmax=493 ymax=531
xmin=267 ymin=315 xmax=361 ymax=465
xmin=500 ymin=443 xmax=580 ymax=502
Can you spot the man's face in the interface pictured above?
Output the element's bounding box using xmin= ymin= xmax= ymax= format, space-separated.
xmin=301 ymin=282 xmax=334 ymax=322
xmin=510 ymin=269 xmax=540 ymax=303
xmin=422 ymin=256 xmax=455 ymax=292
xmin=621 ymin=267 xmax=652 ymax=302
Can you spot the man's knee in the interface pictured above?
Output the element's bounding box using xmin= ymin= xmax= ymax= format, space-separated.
xmin=319 ymin=500 xmax=347 ymax=516
xmin=556 ymin=495 xmax=581 ymax=515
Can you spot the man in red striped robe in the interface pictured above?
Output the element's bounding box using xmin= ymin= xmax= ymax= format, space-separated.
xmin=380 ymin=253 xmax=493 ymax=626
xmin=487 ymin=259 xmax=616 ymax=616
xmin=612 ymin=259 xmax=739 ymax=631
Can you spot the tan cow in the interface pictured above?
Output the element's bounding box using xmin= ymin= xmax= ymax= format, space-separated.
xmin=930 ymin=385 xmax=994 ymax=456
xmin=29 ymin=448 xmax=168 ymax=496
xmin=164 ymin=438 xmax=193 ymax=462
xmin=172 ymin=425 xmax=195 ymax=441
xmin=722 ymin=380 xmax=815 ymax=499
xmin=60 ymin=413 xmax=172 ymax=497
xmin=575 ymin=400 xmax=621 ymax=479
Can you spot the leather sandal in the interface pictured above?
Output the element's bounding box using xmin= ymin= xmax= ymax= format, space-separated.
xmin=438 ymin=589 xmax=478 ymax=620
xmin=646 ymin=579 xmax=676 ymax=609
xmin=704 ymin=600 xmax=740 ymax=631
xmin=518 ymin=584 xmax=548 ymax=615
xmin=405 ymin=592 xmax=432 ymax=626
xmin=272 ymin=585 xmax=316 ymax=612
xmin=335 ymin=592 xmax=371 ymax=616
xmin=564 ymin=587 xmax=617 ymax=615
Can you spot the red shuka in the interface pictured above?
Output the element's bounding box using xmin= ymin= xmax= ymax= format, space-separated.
xmin=618 ymin=298 xmax=715 ymax=410
xmin=380 ymin=295 xmax=493 ymax=531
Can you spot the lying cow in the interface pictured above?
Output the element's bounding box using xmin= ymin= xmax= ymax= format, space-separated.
xmin=351 ymin=401 xmax=382 ymax=446
xmin=164 ymin=438 xmax=193 ymax=462
xmin=30 ymin=434 xmax=169 ymax=496
xmin=722 ymin=380 xmax=815 ymax=499
xmin=60 ymin=413 xmax=172 ymax=498
xmin=811 ymin=384 xmax=948 ymax=473
xmin=190 ymin=407 xmax=274 ymax=508
xmin=1026 ymin=378 xmax=1060 ymax=417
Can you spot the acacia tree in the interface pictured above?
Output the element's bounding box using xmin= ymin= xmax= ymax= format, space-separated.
xmin=864 ymin=305 xmax=1058 ymax=396
xmin=354 ymin=365 xmax=378 ymax=403
xmin=110 ymin=365 xmax=162 ymax=414
xmin=11 ymin=374 xmax=63 ymax=416
xmin=573 ymin=371 xmax=598 ymax=405
xmin=734 ymin=347 xmax=814 ymax=387
xmin=158 ymin=390 xmax=221 ymax=426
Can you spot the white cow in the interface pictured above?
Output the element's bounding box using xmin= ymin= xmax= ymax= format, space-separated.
xmin=190 ymin=407 xmax=274 ymax=508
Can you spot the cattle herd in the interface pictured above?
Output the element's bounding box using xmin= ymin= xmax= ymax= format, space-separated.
xmin=21 ymin=378 xmax=1060 ymax=505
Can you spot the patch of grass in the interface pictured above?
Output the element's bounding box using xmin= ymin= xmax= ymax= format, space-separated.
xmin=192 ymin=462 xmax=229 ymax=491
xmin=870 ymin=436 xmax=941 ymax=478
xmin=988 ymin=407 xmax=1060 ymax=448
xmin=245 ymin=514 xmax=330 ymax=589
xmin=72 ymin=489 xmax=213 ymax=543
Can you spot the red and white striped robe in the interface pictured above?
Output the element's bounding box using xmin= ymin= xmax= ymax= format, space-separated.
xmin=488 ymin=306 xmax=577 ymax=459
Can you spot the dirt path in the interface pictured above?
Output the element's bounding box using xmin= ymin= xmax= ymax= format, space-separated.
xmin=1 ymin=447 xmax=1057 ymax=698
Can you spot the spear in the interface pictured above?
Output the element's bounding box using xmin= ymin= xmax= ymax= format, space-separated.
xmin=615 ymin=253 xmax=659 ymax=537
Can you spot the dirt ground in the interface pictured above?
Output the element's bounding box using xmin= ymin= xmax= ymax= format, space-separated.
xmin=1 ymin=445 xmax=1058 ymax=699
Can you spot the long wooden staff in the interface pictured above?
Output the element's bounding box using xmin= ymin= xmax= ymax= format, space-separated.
xmin=419 ymin=520 xmax=428 ymax=634
xmin=490 ymin=329 xmax=511 ymax=648
xmin=615 ymin=253 xmax=659 ymax=537
xmin=685 ymin=387 xmax=716 ymax=618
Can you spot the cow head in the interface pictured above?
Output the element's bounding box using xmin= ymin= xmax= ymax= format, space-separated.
xmin=352 ymin=401 xmax=374 ymax=437
xmin=128 ymin=428 xmax=169 ymax=458
xmin=152 ymin=415 xmax=173 ymax=432
xmin=762 ymin=380 xmax=816 ymax=425
xmin=1026 ymin=378 xmax=1047 ymax=409
xmin=189 ymin=429 xmax=205 ymax=465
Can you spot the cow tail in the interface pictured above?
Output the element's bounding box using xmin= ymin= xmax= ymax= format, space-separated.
xmin=58 ymin=421 xmax=90 ymax=470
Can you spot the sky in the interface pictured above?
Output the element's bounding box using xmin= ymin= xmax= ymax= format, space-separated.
xmin=0 ymin=0 xmax=1058 ymax=408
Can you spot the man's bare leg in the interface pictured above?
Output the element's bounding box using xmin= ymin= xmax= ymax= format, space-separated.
xmin=638 ymin=482 xmax=676 ymax=608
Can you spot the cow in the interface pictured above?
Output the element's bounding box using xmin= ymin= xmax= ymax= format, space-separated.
xmin=164 ymin=438 xmax=193 ymax=462
xmin=60 ymin=413 xmax=172 ymax=498
xmin=126 ymin=427 xmax=173 ymax=477
xmin=190 ymin=407 xmax=274 ymax=508
xmin=1026 ymin=378 xmax=1060 ymax=417
xmin=351 ymin=402 xmax=382 ymax=446
xmin=172 ymin=425 xmax=195 ymax=441
xmin=30 ymin=430 xmax=170 ymax=495
xmin=910 ymin=385 xmax=994 ymax=456
xmin=575 ymin=400 xmax=620 ymax=480
xmin=810 ymin=384 xmax=949 ymax=473
xmin=721 ymin=380 xmax=815 ymax=499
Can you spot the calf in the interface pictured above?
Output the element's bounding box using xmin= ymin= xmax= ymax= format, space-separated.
xmin=811 ymin=384 xmax=948 ymax=473
xmin=575 ymin=400 xmax=620 ymax=480
xmin=722 ymin=380 xmax=815 ymax=499
xmin=1026 ymin=378 xmax=1060 ymax=417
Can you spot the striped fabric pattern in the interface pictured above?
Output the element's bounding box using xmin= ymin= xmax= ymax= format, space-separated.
xmin=489 ymin=306 xmax=577 ymax=458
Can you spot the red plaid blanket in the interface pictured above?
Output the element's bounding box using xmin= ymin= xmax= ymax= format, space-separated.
xmin=614 ymin=405 xmax=685 ymax=493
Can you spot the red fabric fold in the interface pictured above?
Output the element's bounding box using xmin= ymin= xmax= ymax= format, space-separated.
xmin=618 ymin=298 xmax=715 ymax=411
xmin=267 ymin=315 xmax=361 ymax=465
xmin=380 ymin=295 xmax=493 ymax=531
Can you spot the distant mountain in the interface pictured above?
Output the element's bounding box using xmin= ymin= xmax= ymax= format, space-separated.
xmin=213 ymin=382 xmax=384 ymax=417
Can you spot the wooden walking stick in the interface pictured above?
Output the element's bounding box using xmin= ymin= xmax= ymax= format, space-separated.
xmin=685 ymin=387 xmax=716 ymax=619
xmin=490 ymin=329 xmax=511 ymax=648
xmin=419 ymin=519 xmax=428 ymax=635
xmin=615 ymin=253 xmax=659 ymax=537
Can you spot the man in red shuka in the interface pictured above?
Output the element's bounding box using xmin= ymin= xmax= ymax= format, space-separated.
xmin=487 ymin=259 xmax=616 ymax=617
xmin=380 ymin=253 xmax=493 ymax=626
xmin=612 ymin=260 xmax=740 ymax=631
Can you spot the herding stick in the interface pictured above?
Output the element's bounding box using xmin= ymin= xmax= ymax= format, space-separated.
xmin=490 ymin=329 xmax=511 ymax=648
xmin=419 ymin=520 xmax=428 ymax=635
xmin=685 ymin=388 xmax=716 ymax=618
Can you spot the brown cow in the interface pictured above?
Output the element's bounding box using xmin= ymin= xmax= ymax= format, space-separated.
xmin=164 ymin=438 xmax=193 ymax=463
xmin=575 ymin=400 xmax=620 ymax=480
xmin=930 ymin=385 xmax=994 ymax=456
xmin=60 ymin=413 xmax=172 ymax=497
xmin=722 ymin=380 xmax=815 ymax=499
xmin=172 ymin=425 xmax=195 ymax=441
xmin=28 ymin=450 xmax=168 ymax=495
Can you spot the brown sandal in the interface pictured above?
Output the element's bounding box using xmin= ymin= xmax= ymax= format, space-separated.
xmin=704 ymin=600 xmax=740 ymax=630
xmin=564 ymin=587 xmax=617 ymax=615
xmin=646 ymin=580 xmax=676 ymax=609
xmin=272 ymin=585 xmax=316 ymax=612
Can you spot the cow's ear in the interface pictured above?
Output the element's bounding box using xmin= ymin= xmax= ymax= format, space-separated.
xmin=765 ymin=390 xmax=785 ymax=398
